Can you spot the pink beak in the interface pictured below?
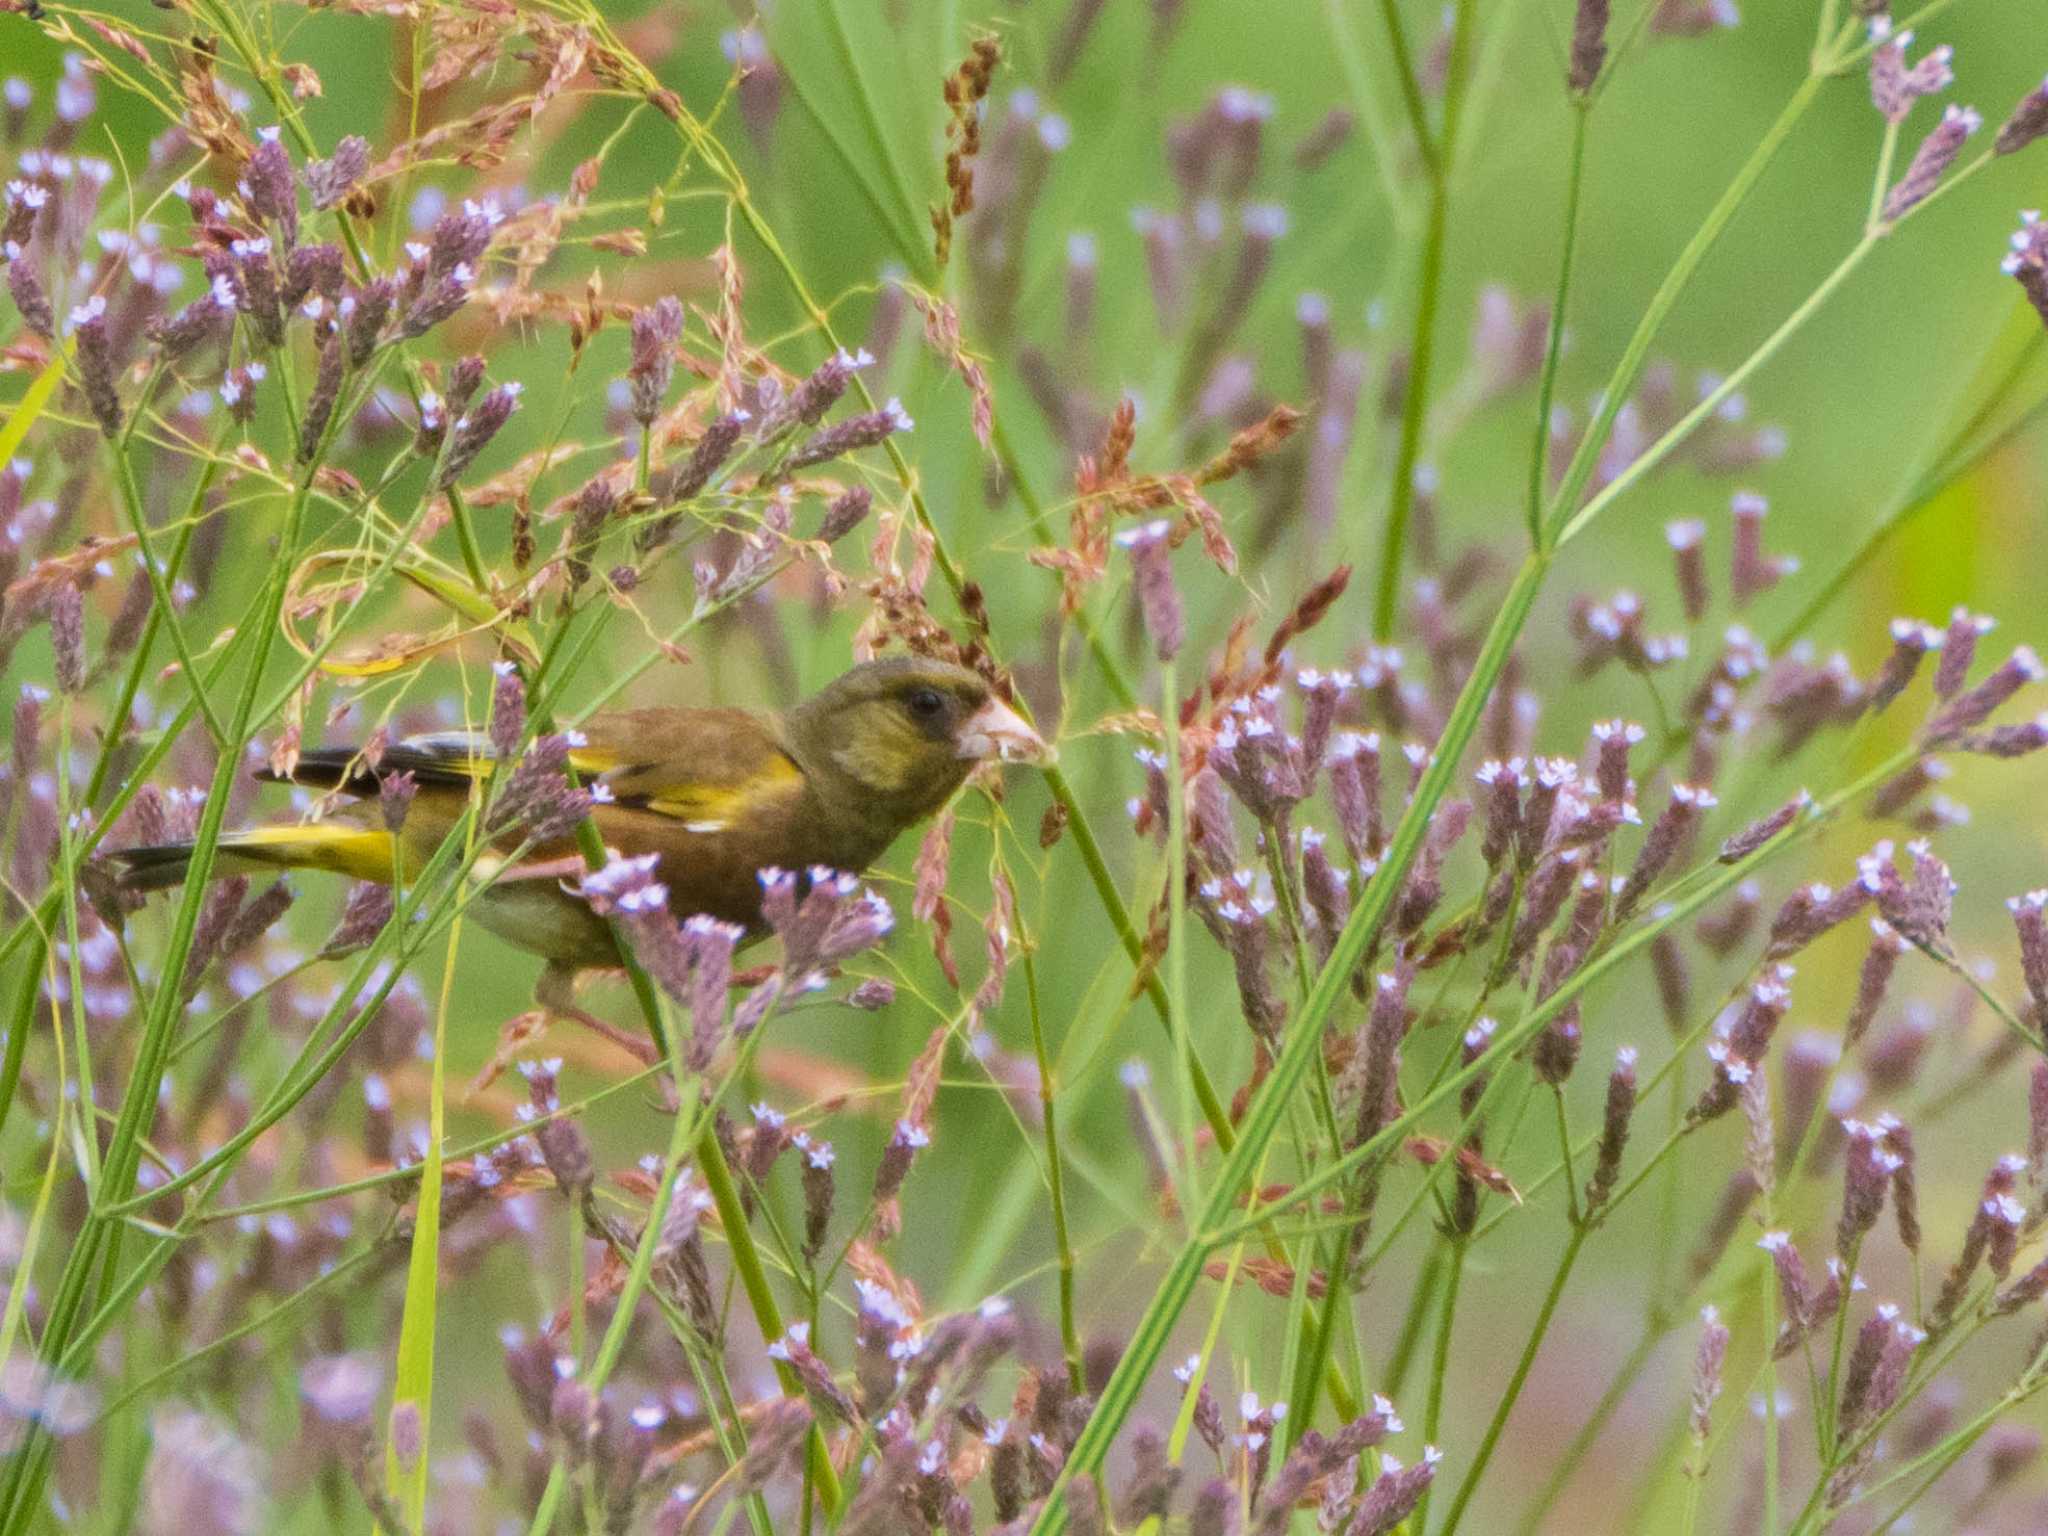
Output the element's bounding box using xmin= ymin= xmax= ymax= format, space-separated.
xmin=958 ymin=695 xmax=1054 ymax=765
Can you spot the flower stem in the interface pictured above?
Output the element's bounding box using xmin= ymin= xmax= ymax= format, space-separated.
xmin=1385 ymin=1239 xmax=1447 ymax=1402
xmin=1436 ymin=1223 xmax=1591 ymax=1536
xmin=1557 ymin=228 xmax=1881 ymax=545
xmin=1511 ymin=1323 xmax=1667 ymax=1535
xmin=1373 ymin=0 xmax=1477 ymax=638
xmin=1414 ymin=1235 xmax=1469 ymax=1533
xmin=1526 ymin=104 xmax=1591 ymax=547
xmin=1543 ymin=71 xmax=1827 ymax=544
xmin=1023 ymin=943 xmax=1085 ymax=1394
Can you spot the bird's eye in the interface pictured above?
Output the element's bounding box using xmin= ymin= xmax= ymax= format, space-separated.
xmin=906 ymin=687 xmax=947 ymax=721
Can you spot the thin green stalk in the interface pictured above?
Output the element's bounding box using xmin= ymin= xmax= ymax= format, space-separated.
xmin=1374 ymin=0 xmax=1442 ymax=178
xmin=1525 ymin=105 xmax=1589 ymax=546
xmin=1384 ymin=1241 xmax=1446 ymax=1403
xmin=1373 ymin=0 xmax=1475 ymax=638
xmin=1925 ymin=946 xmax=2043 ymax=1059
xmin=383 ymin=899 xmax=462 ymax=1528
xmin=1160 ymin=655 xmax=1202 ymax=1214
xmin=699 ymin=1120 xmax=845 ymax=1513
xmin=565 ymin=1200 xmax=586 ymax=1375
xmin=442 ymin=484 xmax=492 ymax=594
xmin=110 ymin=430 xmax=227 ymax=746
xmin=1543 ymin=71 xmax=1827 ymax=541
xmin=91 ymin=1244 xmax=383 ymax=1424
xmin=47 ymin=708 xmax=94 ymax=1189
xmin=1680 ymin=1443 xmax=1706 ymax=1536
xmin=1435 ymin=1224 xmax=1591 ymax=1536
xmin=1554 ymin=1087 xmax=1581 ymax=1226
xmin=1557 ymin=230 xmax=1880 ymax=545
xmin=0 ymin=950 xmax=38 ymax=1155
xmin=1414 ymin=1236 xmax=1467 ymax=1533
xmin=1652 ymin=1054 xmax=1685 ymax=1321
xmin=1261 ymin=827 xmax=1317 ymax=1006
xmin=525 ymin=1056 xmax=710 ymax=1534
xmin=1511 ymin=1323 xmax=1666 ymax=1535
xmin=1816 ymin=0 xmax=1843 ymax=61
xmin=1286 ymin=1227 xmax=1354 ymax=1455
xmin=1774 ymin=361 xmax=2048 ymax=651
xmin=1023 ymin=943 xmax=1084 ymax=1393
xmin=1867 ymin=120 xmax=1902 ymax=230
xmin=1763 ymin=1205 xmax=1783 ymax=1534
xmin=1048 ymin=761 xmax=1236 ymax=1146
xmin=1820 ymin=1235 xmax=1864 ymax=1458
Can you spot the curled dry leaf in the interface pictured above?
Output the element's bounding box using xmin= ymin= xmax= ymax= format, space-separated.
xmin=83 ymin=17 xmax=153 ymax=66
xmin=1404 ymin=1135 xmax=1523 ymax=1202
xmin=177 ymin=49 xmax=257 ymax=163
xmin=908 ymin=287 xmax=995 ymax=449
xmin=1203 ymin=1257 xmax=1328 ymax=1299
xmin=901 ymin=1024 xmax=948 ymax=1130
xmin=421 ymin=4 xmax=516 ymax=90
xmin=461 ymin=442 xmax=589 ymax=509
xmin=4 ymin=535 xmax=139 ymax=610
xmin=527 ymin=18 xmax=593 ymax=120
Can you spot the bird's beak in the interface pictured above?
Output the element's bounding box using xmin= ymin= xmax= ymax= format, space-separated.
xmin=958 ymin=695 xmax=1054 ymax=765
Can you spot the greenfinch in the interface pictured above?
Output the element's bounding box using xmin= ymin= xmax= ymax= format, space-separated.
xmin=110 ymin=657 xmax=1048 ymax=1003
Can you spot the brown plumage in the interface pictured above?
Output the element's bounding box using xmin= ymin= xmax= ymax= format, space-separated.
xmin=109 ymin=658 xmax=1048 ymax=1002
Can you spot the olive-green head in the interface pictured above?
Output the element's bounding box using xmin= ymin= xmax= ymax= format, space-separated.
xmin=784 ymin=656 xmax=1050 ymax=828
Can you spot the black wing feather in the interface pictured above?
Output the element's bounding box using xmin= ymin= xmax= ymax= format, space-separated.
xmin=256 ymin=743 xmax=486 ymax=795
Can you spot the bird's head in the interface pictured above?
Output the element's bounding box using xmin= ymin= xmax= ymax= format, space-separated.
xmin=786 ymin=656 xmax=1051 ymax=823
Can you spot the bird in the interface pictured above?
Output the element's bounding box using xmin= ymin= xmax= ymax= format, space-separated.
xmin=107 ymin=656 xmax=1049 ymax=1024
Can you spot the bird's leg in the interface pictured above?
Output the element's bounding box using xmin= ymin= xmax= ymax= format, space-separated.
xmin=534 ymin=961 xmax=660 ymax=1067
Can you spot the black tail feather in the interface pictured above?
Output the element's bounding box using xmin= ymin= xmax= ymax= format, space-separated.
xmin=106 ymin=842 xmax=195 ymax=892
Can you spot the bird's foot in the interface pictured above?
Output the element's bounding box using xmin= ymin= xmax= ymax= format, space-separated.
xmin=547 ymin=1003 xmax=661 ymax=1067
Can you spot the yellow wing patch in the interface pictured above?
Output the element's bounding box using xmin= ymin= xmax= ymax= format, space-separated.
xmin=635 ymin=752 xmax=805 ymax=831
xmin=567 ymin=744 xmax=626 ymax=778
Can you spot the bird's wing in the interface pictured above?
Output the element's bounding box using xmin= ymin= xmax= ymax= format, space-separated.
xmin=571 ymin=708 xmax=809 ymax=832
xmin=262 ymin=729 xmax=517 ymax=793
xmin=267 ymin=709 xmax=810 ymax=834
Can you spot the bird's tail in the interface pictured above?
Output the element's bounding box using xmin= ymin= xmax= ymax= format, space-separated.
xmin=108 ymin=824 xmax=396 ymax=892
